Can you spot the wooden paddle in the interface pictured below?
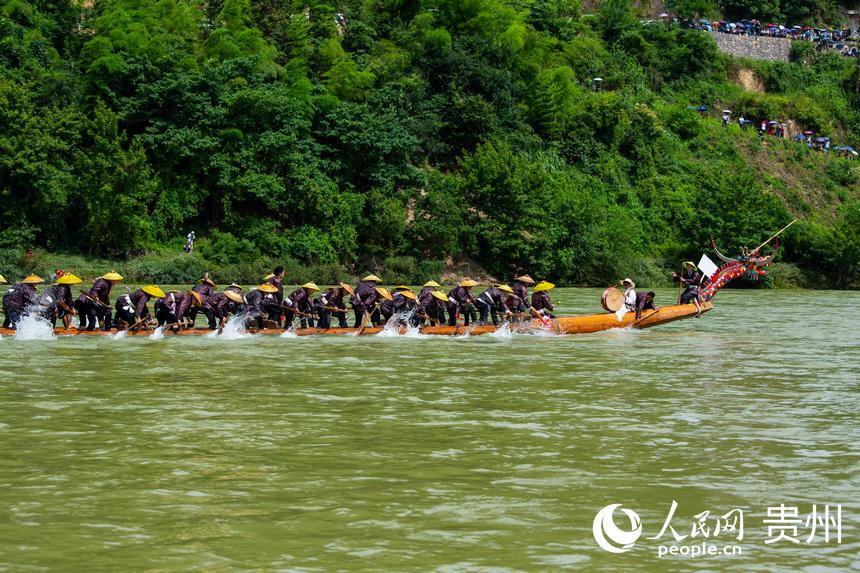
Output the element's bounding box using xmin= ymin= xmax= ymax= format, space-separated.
xmin=632 ymin=308 xmax=659 ymax=327
xmin=78 ymin=290 xmax=110 ymax=309
xmin=355 ymin=303 xmax=379 ymax=336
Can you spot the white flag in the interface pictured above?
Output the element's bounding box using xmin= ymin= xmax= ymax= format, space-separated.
xmin=698 ymin=254 xmax=719 ymax=279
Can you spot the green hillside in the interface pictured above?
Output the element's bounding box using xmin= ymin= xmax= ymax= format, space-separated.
xmin=0 ymin=0 xmax=858 ymax=286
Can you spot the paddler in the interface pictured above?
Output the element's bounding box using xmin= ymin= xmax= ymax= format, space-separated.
xmin=427 ymin=290 xmax=450 ymax=325
xmin=380 ymin=286 xmax=419 ymax=325
xmin=475 ymin=284 xmax=512 ymax=326
xmin=176 ymin=274 xmax=218 ymax=328
xmin=154 ymin=290 xmax=201 ymax=328
xmin=313 ymin=283 xmax=353 ymax=328
xmin=351 ymin=274 xmax=382 ymax=327
xmin=75 ymin=271 xmax=122 ymax=331
xmin=418 ymin=280 xmax=445 ymax=326
xmin=531 ymin=281 xmax=556 ymax=318
xmin=283 ymin=282 xmax=319 ymax=329
xmin=634 ymin=291 xmax=657 ymax=320
xmin=447 ymin=278 xmax=478 ymax=326
xmin=673 ymin=261 xmax=707 ymax=308
xmin=37 ymin=273 xmax=82 ymax=327
xmin=621 ymin=278 xmax=637 ymax=312
xmin=2 ymin=274 xmax=44 ymax=329
xmin=239 ymin=283 xmax=278 ymax=328
xmin=510 ymin=274 xmax=535 ymax=313
xmin=114 ymin=285 xmax=165 ymax=330
xmin=213 ymin=289 xmax=245 ymax=326
xmin=264 ymin=266 xmax=286 ymax=326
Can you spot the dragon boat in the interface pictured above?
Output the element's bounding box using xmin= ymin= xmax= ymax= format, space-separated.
xmin=0 ymin=229 xmax=785 ymax=338
xmin=0 ymin=301 xmax=712 ymax=337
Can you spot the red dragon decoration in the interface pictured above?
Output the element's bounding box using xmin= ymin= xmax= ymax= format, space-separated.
xmin=700 ymin=238 xmax=779 ymax=301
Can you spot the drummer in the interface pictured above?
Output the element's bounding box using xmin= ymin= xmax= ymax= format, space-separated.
xmin=621 ymin=278 xmax=637 ymax=311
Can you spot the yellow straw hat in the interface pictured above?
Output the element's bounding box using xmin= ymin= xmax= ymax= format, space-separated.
xmin=0 ymin=275 xmax=5 ymax=284
xmin=223 ymin=290 xmax=244 ymax=304
xmin=683 ymin=261 xmax=697 ymax=269
xmin=263 ymin=273 xmax=275 ymax=281
xmin=394 ymin=285 xmax=412 ymax=291
xmin=339 ymin=282 xmax=355 ymax=295
xmin=56 ymin=274 xmax=83 ymax=285
xmin=257 ymin=283 xmax=278 ymax=293
xmin=100 ymin=271 xmax=124 ymax=281
xmin=533 ymin=281 xmax=555 ymax=292
xmin=301 ymin=282 xmax=320 ymax=291
xmin=228 ymin=283 xmax=244 ymax=291
xmin=431 ymin=290 xmax=449 ymax=302
xmin=459 ymin=278 xmax=479 ymax=288
xmin=423 ymin=280 xmax=441 ymax=288
xmin=142 ymin=285 xmax=166 ymax=298
xmin=400 ymin=290 xmax=417 ymax=301
xmin=363 ymin=274 xmax=382 ymax=282
xmin=21 ymin=274 xmax=44 ymax=284
xmin=188 ymin=290 xmax=203 ymax=306
xmin=514 ymin=274 xmax=535 ymax=284
xmin=375 ymin=287 xmax=393 ymax=301
xmin=198 ymin=275 xmax=216 ymax=287
xmin=496 ymin=284 xmax=514 ymax=294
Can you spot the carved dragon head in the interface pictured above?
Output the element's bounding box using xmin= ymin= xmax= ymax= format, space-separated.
xmin=700 ymin=238 xmax=779 ymax=301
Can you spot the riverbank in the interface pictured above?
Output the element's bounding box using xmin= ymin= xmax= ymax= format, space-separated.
xmin=0 ymin=248 xmax=837 ymax=289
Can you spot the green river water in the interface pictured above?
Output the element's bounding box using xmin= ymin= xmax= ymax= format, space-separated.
xmin=0 ymin=288 xmax=857 ymax=572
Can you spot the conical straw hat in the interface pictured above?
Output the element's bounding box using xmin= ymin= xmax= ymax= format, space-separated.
xmin=21 ymin=274 xmax=44 ymax=284
xmin=375 ymin=287 xmax=393 ymax=301
xmin=339 ymin=282 xmax=354 ymax=295
xmin=423 ymin=280 xmax=441 ymax=287
xmin=100 ymin=271 xmax=123 ymax=281
xmin=533 ymin=281 xmax=555 ymax=292
xmin=223 ymin=290 xmax=244 ymax=304
xmin=142 ymin=285 xmax=166 ymax=298
xmin=301 ymin=282 xmax=320 ymax=291
xmin=257 ymin=283 xmax=278 ymax=293
xmin=513 ymin=274 xmax=535 ymax=284
xmin=56 ymin=274 xmax=82 ymax=285
xmin=363 ymin=274 xmax=382 ymax=282
xmin=431 ymin=290 xmax=449 ymax=302
xmin=399 ymin=290 xmax=417 ymax=301
xmin=459 ymin=278 xmax=479 ymax=288
xmin=188 ymin=290 xmax=203 ymax=306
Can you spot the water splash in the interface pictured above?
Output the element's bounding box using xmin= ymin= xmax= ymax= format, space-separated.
xmin=489 ymin=322 xmax=512 ymax=338
xmin=377 ymin=311 xmax=424 ymax=338
xmin=280 ymin=328 xmax=297 ymax=339
xmin=209 ymin=314 xmax=252 ymax=339
xmin=108 ymin=330 xmax=127 ymax=340
xmin=13 ymin=314 xmax=56 ymax=341
xmin=149 ymin=326 xmax=165 ymax=340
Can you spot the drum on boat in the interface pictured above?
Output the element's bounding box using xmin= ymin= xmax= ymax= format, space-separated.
xmin=600 ymin=287 xmax=624 ymax=312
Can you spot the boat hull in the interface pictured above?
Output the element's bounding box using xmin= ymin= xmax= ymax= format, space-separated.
xmin=0 ymin=303 xmax=710 ymax=337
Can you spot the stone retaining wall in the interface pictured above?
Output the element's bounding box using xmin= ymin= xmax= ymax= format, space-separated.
xmin=710 ymin=32 xmax=792 ymax=62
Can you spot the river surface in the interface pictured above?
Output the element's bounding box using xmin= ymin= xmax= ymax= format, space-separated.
xmin=0 ymin=288 xmax=857 ymax=572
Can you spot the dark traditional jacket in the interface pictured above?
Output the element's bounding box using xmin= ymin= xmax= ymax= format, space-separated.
xmin=3 ymin=283 xmax=38 ymax=312
xmin=531 ymin=291 xmax=553 ymax=312
xmin=351 ymin=281 xmax=379 ymax=307
xmin=634 ymin=292 xmax=656 ymax=320
xmin=314 ymin=287 xmax=347 ymax=310
xmin=78 ymin=278 xmax=113 ymax=307
xmin=512 ymin=282 xmax=530 ymax=309
xmin=38 ymin=284 xmax=73 ymax=314
xmin=447 ymin=286 xmax=474 ymax=305
xmin=477 ymin=287 xmax=510 ymax=311
xmin=266 ymin=276 xmax=284 ymax=304
xmin=285 ymin=287 xmax=312 ymax=312
xmin=418 ymin=287 xmax=437 ymax=308
xmin=115 ymin=289 xmax=151 ymax=317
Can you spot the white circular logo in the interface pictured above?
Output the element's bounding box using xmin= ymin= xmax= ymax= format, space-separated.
xmin=592 ymin=504 xmax=643 ymax=553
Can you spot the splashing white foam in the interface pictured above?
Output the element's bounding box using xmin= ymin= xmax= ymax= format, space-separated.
xmin=149 ymin=326 xmax=165 ymax=340
xmin=13 ymin=314 xmax=56 ymax=341
xmin=489 ymin=322 xmax=512 ymax=338
xmin=209 ymin=314 xmax=252 ymax=339
xmin=108 ymin=330 xmax=127 ymax=340
xmin=376 ymin=311 xmax=425 ymax=337
xmin=280 ymin=328 xmax=297 ymax=338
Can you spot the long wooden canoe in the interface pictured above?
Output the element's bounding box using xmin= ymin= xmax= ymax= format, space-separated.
xmin=0 ymin=302 xmax=711 ymax=337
